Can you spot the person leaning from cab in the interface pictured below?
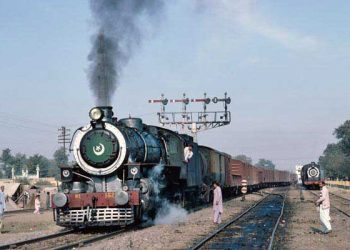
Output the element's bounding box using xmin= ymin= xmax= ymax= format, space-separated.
xmin=315 ymin=181 xmax=332 ymax=234
xmin=183 ymin=144 xmax=193 ymax=163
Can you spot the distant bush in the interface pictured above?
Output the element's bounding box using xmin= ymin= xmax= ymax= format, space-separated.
xmin=35 ymin=179 xmax=54 ymax=186
xmin=14 ymin=178 xmax=30 ymax=185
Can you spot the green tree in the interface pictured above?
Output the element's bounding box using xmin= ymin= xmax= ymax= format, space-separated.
xmin=11 ymin=153 xmax=27 ymax=175
xmin=0 ymin=148 xmax=14 ymax=178
xmin=49 ymin=147 xmax=68 ymax=179
xmin=334 ymin=120 xmax=350 ymax=155
xmin=27 ymin=154 xmax=51 ymax=177
xmin=53 ymin=147 xmax=68 ymax=167
xmin=234 ymin=154 xmax=252 ymax=164
xmin=0 ymin=148 xmax=13 ymax=164
xmin=319 ymin=143 xmax=350 ymax=179
xmin=255 ymin=159 xmax=275 ymax=169
xmin=48 ymin=159 xmax=60 ymax=179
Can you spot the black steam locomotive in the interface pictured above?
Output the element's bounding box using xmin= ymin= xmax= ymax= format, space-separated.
xmin=52 ymin=106 xmax=211 ymax=227
xmin=301 ymin=162 xmax=324 ymax=189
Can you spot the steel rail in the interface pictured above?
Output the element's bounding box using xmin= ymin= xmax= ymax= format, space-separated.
xmin=5 ymin=208 xmax=50 ymax=215
xmin=267 ymin=193 xmax=286 ymax=250
xmin=329 ymin=192 xmax=350 ymax=203
xmin=0 ymin=229 xmax=75 ymax=250
xmin=310 ymin=191 xmax=350 ymax=218
xmin=51 ymin=228 xmax=126 ymax=250
xmin=188 ymin=194 xmax=271 ymax=250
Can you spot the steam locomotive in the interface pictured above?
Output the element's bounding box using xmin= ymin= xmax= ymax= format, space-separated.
xmin=52 ymin=106 xmax=295 ymax=227
xmin=301 ymin=162 xmax=324 ymax=189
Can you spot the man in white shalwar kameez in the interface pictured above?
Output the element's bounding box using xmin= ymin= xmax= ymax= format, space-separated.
xmin=212 ymin=181 xmax=223 ymax=224
xmin=316 ymin=181 xmax=332 ymax=234
xmin=0 ymin=186 xmax=6 ymax=234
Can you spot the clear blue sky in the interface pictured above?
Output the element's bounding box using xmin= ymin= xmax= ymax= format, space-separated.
xmin=0 ymin=1 xmax=349 ymax=171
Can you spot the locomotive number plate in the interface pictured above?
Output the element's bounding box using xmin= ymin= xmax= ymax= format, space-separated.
xmin=105 ymin=193 xmax=114 ymax=199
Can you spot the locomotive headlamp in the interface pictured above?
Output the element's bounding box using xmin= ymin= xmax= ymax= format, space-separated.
xmin=89 ymin=107 xmax=103 ymax=121
xmin=61 ymin=169 xmax=73 ymax=182
xmin=62 ymin=170 xmax=70 ymax=178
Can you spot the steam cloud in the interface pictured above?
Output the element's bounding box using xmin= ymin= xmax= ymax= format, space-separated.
xmin=154 ymin=200 xmax=188 ymax=225
xmin=88 ymin=0 xmax=164 ymax=106
xmin=149 ymin=164 xmax=188 ymax=225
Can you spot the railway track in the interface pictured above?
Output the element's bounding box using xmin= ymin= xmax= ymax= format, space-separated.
xmin=310 ymin=191 xmax=350 ymax=218
xmin=188 ymin=193 xmax=286 ymax=250
xmin=5 ymin=208 xmax=50 ymax=215
xmin=0 ymin=227 xmax=128 ymax=250
xmin=329 ymin=192 xmax=350 ymax=205
xmin=0 ymin=229 xmax=74 ymax=250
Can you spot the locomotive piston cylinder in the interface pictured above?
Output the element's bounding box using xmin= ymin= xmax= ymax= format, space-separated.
xmin=71 ymin=182 xmax=87 ymax=193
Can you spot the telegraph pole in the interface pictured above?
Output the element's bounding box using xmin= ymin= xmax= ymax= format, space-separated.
xmin=58 ymin=126 xmax=71 ymax=155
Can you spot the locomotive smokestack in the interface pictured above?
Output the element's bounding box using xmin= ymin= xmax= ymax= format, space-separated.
xmin=99 ymin=106 xmax=114 ymax=122
xmin=87 ymin=0 xmax=164 ymax=106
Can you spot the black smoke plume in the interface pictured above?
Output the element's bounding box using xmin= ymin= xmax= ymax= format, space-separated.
xmin=88 ymin=0 xmax=163 ymax=106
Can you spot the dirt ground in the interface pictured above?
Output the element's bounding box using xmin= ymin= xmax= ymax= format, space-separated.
xmin=0 ymin=210 xmax=63 ymax=246
xmin=0 ymin=193 xmax=263 ymax=248
xmin=80 ymin=192 xmax=265 ymax=250
xmin=1 ymin=186 xmax=348 ymax=249
xmin=273 ymin=185 xmax=350 ymax=250
xmin=328 ymin=186 xmax=350 ymax=199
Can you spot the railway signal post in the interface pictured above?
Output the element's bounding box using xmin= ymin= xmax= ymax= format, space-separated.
xmin=149 ymin=92 xmax=231 ymax=141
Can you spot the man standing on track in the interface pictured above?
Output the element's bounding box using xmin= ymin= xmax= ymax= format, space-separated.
xmin=315 ymin=181 xmax=332 ymax=234
xmin=0 ymin=186 xmax=6 ymax=234
xmin=213 ymin=181 xmax=223 ymax=224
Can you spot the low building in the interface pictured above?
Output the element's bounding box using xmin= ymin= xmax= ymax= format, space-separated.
xmin=12 ymin=165 xmax=40 ymax=180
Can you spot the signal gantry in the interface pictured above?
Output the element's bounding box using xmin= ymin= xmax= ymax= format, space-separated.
xmin=149 ymin=92 xmax=231 ymax=140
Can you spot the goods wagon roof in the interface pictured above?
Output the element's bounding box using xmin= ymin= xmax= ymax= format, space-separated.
xmin=198 ymin=145 xmax=231 ymax=158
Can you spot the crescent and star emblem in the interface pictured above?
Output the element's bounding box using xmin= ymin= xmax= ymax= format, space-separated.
xmin=93 ymin=143 xmax=105 ymax=156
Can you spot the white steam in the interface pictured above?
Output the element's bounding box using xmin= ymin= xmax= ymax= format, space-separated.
xmin=149 ymin=164 xmax=188 ymax=225
xmin=154 ymin=200 xmax=188 ymax=225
